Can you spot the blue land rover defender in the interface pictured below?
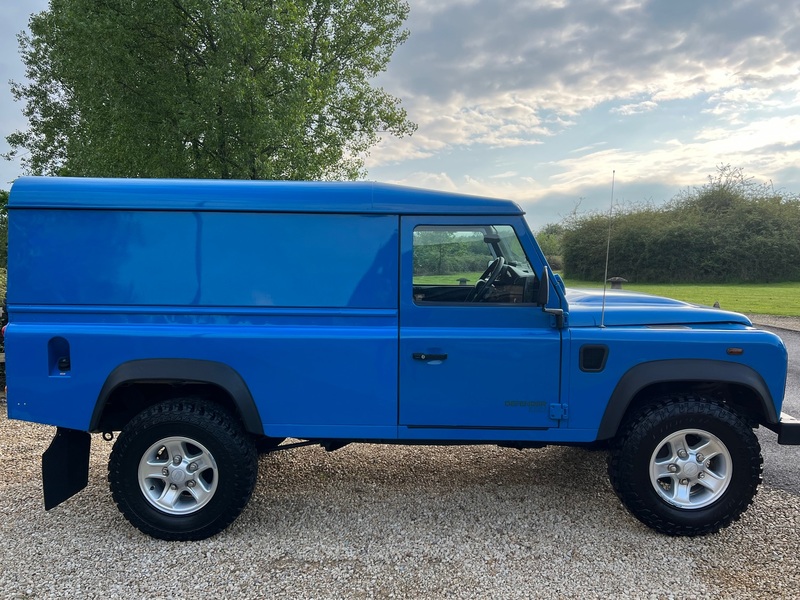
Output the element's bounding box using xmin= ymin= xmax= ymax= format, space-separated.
xmin=5 ymin=177 xmax=799 ymax=540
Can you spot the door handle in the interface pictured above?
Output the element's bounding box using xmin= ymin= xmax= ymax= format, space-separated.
xmin=412 ymin=353 xmax=448 ymax=361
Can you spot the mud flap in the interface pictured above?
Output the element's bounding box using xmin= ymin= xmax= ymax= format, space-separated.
xmin=42 ymin=427 xmax=91 ymax=510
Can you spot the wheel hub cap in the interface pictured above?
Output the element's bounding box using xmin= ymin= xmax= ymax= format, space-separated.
xmin=649 ymin=428 xmax=732 ymax=510
xmin=682 ymin=462 xmax=699 ymax=478
xmin=138 ymin=436 xmax=219 ymax=515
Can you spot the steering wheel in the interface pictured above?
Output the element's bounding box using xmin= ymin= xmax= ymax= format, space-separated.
xmin=468 ymin=257 xmax=505 ymax=302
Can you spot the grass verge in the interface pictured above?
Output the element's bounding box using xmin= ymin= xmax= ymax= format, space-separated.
xmin=562 ymin=280 xmax=800 ymax=317
xmin=416 ymin=272 xmax=800 ymax=316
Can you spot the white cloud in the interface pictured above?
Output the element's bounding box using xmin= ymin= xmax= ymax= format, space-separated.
xmin=365 ymin=93 xmax=548 ymax=169
xmin=376 ymin=0 xmax=800 ymax=148
xmin=376 ymin=107 xmax=800 ymax=217
xmin=547 ymin=113 xmax=800 ymax=196
xmin=366 ymin=0 xmax=800 ymax=214
xmin=611 ymin=101 xmax=658 ymax=116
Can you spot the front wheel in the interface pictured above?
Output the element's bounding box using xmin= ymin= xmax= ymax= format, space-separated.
xmin=609 ymin=395 xmax=762 ymax=536
xmin=109 ymin=399 xmax=258 ymax=541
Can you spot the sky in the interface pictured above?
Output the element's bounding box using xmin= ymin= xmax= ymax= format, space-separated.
xmin=2 ymin=0 xmax=799 ymax=229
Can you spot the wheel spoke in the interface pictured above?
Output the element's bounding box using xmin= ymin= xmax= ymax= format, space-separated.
xmin=675 ymin=435 xmax=692 ymax=457
xmin=695 ymin=438 xmax=726 ymax=460
xmin=659 ymin=433 xmax=687 ymax=459
xmin=698 ymin=471 xmax=726 ymax=494
xmin=672 ymin=480 xmax=693 ymax=505
xmin=157 ymin=483 xmax=183 ymax=510
xmin=187 ymin=481 xmax=214 ymax=505
xmin=162 ymin=440 xmax=185 ymax=463
xmin=188 ymin=453 xmax=213 ymax=473
xmin=140 ymin=463 xmax=169 ymax=481
xmin=653 ymin=461 xmax=677 ymax=479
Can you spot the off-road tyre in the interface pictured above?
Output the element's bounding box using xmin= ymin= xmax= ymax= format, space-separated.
xmin=109 ymin=398 xmax=258 ymax=541
xmin=609 ymin=394 xmax=762 ymax=536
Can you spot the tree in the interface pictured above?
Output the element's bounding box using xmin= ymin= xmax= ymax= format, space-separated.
xmin=413 ymin=230 xmax=491 ymax=276
xmin=6 ymin=0 xmax=416 ymax=180
xmin=560 ymin=166 xmax=800 ymax=283
xmin=0 ymin=190 xmax=7 ymax=270
xmin=535 ymin=223 xmax=564 ymax=270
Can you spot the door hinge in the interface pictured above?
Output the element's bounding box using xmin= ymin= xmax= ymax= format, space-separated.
xmin=549 ymin=403 xmax=569 ymax=420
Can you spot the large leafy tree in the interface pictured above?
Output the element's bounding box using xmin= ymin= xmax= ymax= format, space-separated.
xmin=6 ymin=0 xmax=415 ymax=180
xmin=0 ymin=190 xmax=7 ymax=258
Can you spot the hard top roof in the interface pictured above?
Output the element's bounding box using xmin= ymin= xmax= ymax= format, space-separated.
xmin=9 ymin=177 xmax=524 ymax=216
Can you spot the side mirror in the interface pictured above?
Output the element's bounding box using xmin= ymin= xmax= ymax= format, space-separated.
xmin=538 ymin=268 xmax=550 ymax=306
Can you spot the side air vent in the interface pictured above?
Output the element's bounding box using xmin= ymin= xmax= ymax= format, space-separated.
xmin=580 ymin=345 xmax=609 ymax=372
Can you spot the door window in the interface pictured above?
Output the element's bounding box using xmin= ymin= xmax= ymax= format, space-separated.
xmin=412 ymin=225 xmax=537 ymax=304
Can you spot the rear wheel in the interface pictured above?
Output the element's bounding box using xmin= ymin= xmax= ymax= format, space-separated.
xmin=109 ymin=398 xmax=257 ymax=541
xmin=609 ymin=395 xmax=762 ymax=536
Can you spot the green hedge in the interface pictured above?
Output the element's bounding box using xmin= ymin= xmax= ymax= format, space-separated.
xmin=561 ymin=169 xmax=800 ymax=284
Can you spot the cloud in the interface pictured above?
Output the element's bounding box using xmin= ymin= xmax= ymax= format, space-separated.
xmin=393 ymin=0 xmax=797 ymax=105
xmin=611 ymin=101 xmax=658 ymax=116
xmin=376 ymin=0 xmax=800 ymax=151
xmin=365 ymin=93 xmax=548 ymax=168
xmin=365 ymin=0 xmax=800 ymax=214
xmin=376 ymin=110 xmax=800 ymax=210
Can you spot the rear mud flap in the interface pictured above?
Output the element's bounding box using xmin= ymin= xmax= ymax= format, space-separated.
xmin=42 ymin=427 xmax=91 ymax=510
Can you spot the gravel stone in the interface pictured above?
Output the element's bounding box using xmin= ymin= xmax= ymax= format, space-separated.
xmin=1 ymin=407 xmax=799 ymax=599
xmin=748 ymin=314 xmax=800 ymax=332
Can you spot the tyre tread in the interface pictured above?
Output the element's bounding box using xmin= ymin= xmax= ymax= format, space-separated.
xmin=108 ymin=398 xmax=257 ymax=541
xmin=608 ymin=394 xmax=762 ymax=536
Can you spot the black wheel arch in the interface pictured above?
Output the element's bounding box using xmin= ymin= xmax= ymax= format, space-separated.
xmin=596 ymin=359 xmax=778 ymax=441
xmin=91 ymin=359 xmax=264 ymax=435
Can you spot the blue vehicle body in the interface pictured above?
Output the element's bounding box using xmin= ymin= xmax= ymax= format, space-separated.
xmin=5 ymin=176 xmax=799 ymax=539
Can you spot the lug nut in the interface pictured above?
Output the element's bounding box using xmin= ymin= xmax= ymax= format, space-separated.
xmin=667 ymin=464 xmax=678 ymax=473
xmin=169 ymin=483 xmax=178 ymax=490
xmin=172 ymin=455 xmax=182 ymax=466
xmin=696 ymin=453 xmax=705 ymax=463
xmin=161 ymin=467 xmax=169 ymax=477
xmin=677 ymin=450 xmax=688 ymax=459
xmin=186 ymin=480 xmax=196 ymax=488
xmin=188 ymin=462 xmax=198 ymax=473
xmin=698 ymin=472 xmax=705 ymax=479
xmin=679 ymin=478 xmax=689 ymax=485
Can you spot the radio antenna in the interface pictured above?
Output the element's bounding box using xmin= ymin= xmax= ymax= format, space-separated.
xmin=600 ymin=170 xmax=615 ymax=328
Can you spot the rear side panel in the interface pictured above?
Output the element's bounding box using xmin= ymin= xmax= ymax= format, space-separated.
xmin=9 ymin=210 xmax=398 ymax=308
xmin=7 ymin=208 xmax=400 ymax=437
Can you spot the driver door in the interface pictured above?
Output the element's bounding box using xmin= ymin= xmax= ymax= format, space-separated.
xmin=398 ymin=216 xmax=562 ymax=433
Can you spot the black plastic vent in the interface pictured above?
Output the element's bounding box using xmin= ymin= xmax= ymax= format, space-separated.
xmin=580 ymin=345 xmax=609 ymax=372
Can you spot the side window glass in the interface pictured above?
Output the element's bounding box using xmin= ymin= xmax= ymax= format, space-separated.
xmin=412 ymin=225 xmax=537 ymax=305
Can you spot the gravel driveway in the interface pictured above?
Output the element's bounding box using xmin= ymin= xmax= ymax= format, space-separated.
xmin=1 ymin=317 xmax=798 ymax=599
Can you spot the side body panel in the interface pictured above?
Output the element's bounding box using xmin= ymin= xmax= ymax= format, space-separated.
xmin=6 ymin=208 xmax=400 ymax=438
xmin=565 ymin=326 xmax=788 ymax=436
